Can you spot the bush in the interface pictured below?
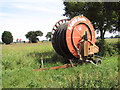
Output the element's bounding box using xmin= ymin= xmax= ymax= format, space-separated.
xmin=2 ymin=31 xmax=13 ymax=44
xmin=96 ymin=40 xmax=119 ymax=57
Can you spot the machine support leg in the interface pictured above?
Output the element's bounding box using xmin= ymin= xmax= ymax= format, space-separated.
xmin=69 ymin=59 xmax=74 ymax=67
xmin=86 ymin=60 xmax=97 ymax=66
xmin=33 ymin=58 xmax=74 ymax=71
xmin=40 ymin=57 xmax=44 ymax=69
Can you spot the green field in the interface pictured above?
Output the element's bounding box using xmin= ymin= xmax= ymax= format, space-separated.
xmin=95 ymin=38 xmax=119 ymax=43
xmin=1 ymin=40 xmax=119 ymax=88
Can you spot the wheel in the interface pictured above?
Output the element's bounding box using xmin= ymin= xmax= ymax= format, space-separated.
xmin=94 ymin=58 xmax=102 ymax=64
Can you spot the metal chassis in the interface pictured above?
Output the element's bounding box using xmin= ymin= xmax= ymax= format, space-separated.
xmin=33 ymin=58 xmax=74 ymax=71
xmin=33 ymin=32 xmax=101 ymax=71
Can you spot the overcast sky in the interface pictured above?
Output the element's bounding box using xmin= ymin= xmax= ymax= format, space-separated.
xmin=0 ymin=0 xmax=118 ymax=42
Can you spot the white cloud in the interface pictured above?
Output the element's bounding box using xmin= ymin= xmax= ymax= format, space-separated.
xmin=0 ymin=0 xmax=65 ymax=17
xmin=11 ymin=4 xmax=30 ymax=10
xmin=0 ymin=0 xmax=63 ymax=3
xmin=0 ymin=13 xmax=15 ymax=17
xmin=11 ymin=4 xmax=62 ymax=14
xmin=11 ymin=1 xmax=64 ymax=14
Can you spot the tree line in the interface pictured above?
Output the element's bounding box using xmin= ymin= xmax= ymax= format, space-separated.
xmin=110 ymin=35 xmax=120 ymax=38
xmin=96 ymin=35 xmax=120 ymax=39
xmin=1 ymin=31 xmax=51 ymax=44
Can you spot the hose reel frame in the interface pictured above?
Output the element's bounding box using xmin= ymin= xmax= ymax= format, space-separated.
xmin=51 ymin=16 xmax=98 ymax=60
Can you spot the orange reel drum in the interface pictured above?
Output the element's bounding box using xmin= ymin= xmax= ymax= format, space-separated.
xmin=66 ymin=16 xmax=95 ymax=58
xmin=51 ymin=16 xmax=97 ymax=59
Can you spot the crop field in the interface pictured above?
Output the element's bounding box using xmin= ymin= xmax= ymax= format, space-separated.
xmin=1 ymin=39 xmax=119 ymax=88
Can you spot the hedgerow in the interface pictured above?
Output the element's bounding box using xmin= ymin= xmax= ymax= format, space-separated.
xmin=95 ymin=41 xmax=119 ymax=56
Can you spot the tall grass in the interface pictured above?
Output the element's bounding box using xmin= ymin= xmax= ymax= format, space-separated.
xmin=2 ymin=41 xmax=119 ymax=88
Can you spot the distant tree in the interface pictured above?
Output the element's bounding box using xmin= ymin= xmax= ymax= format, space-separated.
xmin=45 ymin=32 xmax=51 ymax=41
xmin=114 ymin=35 xmax=120 ymax=38
xmin=25 ymin=30 xmax=43 ymax=43
xmin=2 ymin=31 xmax=13 ymax=44
xmin=110 ymin=36 xmax=114 ymax=38
xmin=96 ymin=36 xmax=100 ymax=39
xmin=0 ymin=41 xmax=2 ymax=44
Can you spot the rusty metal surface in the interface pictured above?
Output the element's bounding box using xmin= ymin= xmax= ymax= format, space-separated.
xmin=33 ymin=64 xmax=72 ymax=71
xmin=33 ymin=58 xmax=74 ymax=71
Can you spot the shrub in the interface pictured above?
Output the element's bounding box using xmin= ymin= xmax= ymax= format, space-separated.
xmin=2 ymin=31 xmax=13 ymax=44
xmin=95 ymin=40 xmax=119 ymax=57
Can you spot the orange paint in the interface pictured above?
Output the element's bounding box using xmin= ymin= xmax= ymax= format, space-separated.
xmin=66 ymin=16 xmax=95 ymax=58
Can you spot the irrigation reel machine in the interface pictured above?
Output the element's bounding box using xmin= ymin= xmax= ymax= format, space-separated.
xmin=33 ymin=16 xmax=102 ymax=71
